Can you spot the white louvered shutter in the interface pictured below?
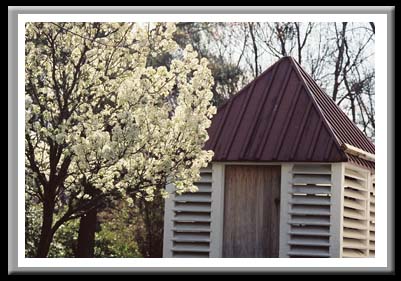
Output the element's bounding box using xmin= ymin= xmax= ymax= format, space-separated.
xmin=168 ymin=166 xmax=212 ymax=258
xmin=286 ymin=164 xmax=332 ymax=257
xmin=369 ymin=174 xmax=375 ymax=257
xmin=341 ymin=167 xmax=370 ymax=257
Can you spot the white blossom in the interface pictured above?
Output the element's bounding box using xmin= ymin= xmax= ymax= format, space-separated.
xmin=25 ymin=22 xmax=216 ymax=213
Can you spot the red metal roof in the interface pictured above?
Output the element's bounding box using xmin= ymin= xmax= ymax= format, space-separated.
xmin=204 ymin=56 xmax=375 ymax=170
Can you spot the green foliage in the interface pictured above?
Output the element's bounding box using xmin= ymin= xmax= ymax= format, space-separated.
xmin=25 ymin=195 xmax=42 ymax=257
xmin=26 ymin=200 xmax=79 ymax=258
xmin=47 ymin=219 xmax=79 ymax=258
xmin=26 ymin=200 xmax=143 ymax=258
xmin=94 ymin=201 xmax=142 ymax=258
xmin=132 ymin=194 xmax=164 ymax=258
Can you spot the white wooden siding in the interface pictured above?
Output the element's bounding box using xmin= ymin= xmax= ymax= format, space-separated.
xmin=369 ymin=174 xmax=375 ymax=257
xmin=340 ymin=164 xmax=371 ymax=258
xmin=164 ymin=161 xmax=375 ymax=258
xmin=283 ymin=164 xmax=333 ymax=258
xmin=162 ymin=166 xmax=213 ymax=258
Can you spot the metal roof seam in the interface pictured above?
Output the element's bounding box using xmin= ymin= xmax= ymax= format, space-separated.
xmin=221 ymin=79 xmax=257 ymax=159
xmin=255 ymin=63 xmax=293 ymax=159
xmin=209 ymin=99 xmax=232 ymax=152
xmin=302 ymin=72 xmax=364 ymax=151
xmin=239 ymin=61 xmax=280 ymax=159
xmin=295 ymin=63 xmax=349 ymax=145
xmin=288 ymin=57 xmax=347 ymax=160
xmin=296 ymin=62 xmax=375 ymax=152
xmin=296 ymin=68 xmax=348 ymax=143
xmin=212 ymin=65 xmax=276 ymax=114
xmin=323 ymin=137 xmax=335 ymax=161
xmin=289 ymin=100 xmax=313 ymax=159
xmin=307 ymin=121 xmax=323 ymax=160
xmin=272 ymin=82 xmax=303 ymax=160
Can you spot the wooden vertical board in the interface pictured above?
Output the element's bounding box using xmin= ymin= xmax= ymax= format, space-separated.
xmin=162 ymin=183 xmax=175 ymax=258
xmin=222 ymin=165 xmax=281 ymax=258
xmin=330 ymin=163 xmax=344 ymax=258
xmin=271 ymin=165 xmax=281 ymax=257
xmin=279 ymin=164 xmax=292 ymax=257
xmin=210 ymin=163 xmax=225 ymax=258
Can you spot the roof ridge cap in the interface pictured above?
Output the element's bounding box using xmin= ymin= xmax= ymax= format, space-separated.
xmin=288 ymin=57 xmax=347 ymax=161
xmin=214 ymin=57 xmax=289 ymax=112
xmin=293 ymin=58 xmax=375 ymax=152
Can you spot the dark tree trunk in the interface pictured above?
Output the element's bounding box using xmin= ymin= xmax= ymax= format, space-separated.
xmin=144 ymin=201 xmax=153 ymax=257
xmin=134 ymin=194 xmax=164 ymax=258
xmin=350 ymin=95 xmax=356 ymax=123
xmin=248 ymin=23 xmax=259 ymax=78
xmin=332 ymin=22 xmax=348 ymax=101
xmin=144 ymin=197 xmax=163 ymax=258
xmin=76 ymin=208 xmax=98 ymax=258
xmin=36 ymin=199 xmax=55 ymax=258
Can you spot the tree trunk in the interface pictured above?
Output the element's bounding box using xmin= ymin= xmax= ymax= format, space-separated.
xmin=332 ymin=22 xmax=348 ymax=101
xmin=350 ymin=94 xmax=356 ymax=123
xmin=76 ymin=208 xmax=98 ymax=258
xmin=144 ymin=201 xmax=153 ymax=257
xmin=248 ymin=23 xmax=259 ymax=78
xmin=36 ymin=200 xmax=55 ymax=258
xmin=144 ymin=197 xmax=163 ymax=258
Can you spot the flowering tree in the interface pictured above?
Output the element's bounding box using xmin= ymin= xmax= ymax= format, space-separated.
xmin=25 ymin=22 xmax=215 ymax=257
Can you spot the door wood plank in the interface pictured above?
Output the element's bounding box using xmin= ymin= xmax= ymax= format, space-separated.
xmin=223 ymin=165 xmax=281 ymax=258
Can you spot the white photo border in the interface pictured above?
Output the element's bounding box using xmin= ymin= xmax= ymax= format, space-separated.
xmin=17 ymin=12 xmax=388 ymax=269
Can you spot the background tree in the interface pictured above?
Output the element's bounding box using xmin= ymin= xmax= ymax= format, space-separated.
xmin=189 ymin=22 xmax=375 ymax=140
xmin=132 ymin=193 xmax=164 ymax=258
xmin=175 ymin=23 xmax=247 ymax=105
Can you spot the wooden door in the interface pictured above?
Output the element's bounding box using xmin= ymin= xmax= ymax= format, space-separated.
xmin=223 ymin=165 xmax=281 ymax=258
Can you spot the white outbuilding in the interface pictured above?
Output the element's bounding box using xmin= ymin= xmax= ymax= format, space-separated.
xmin=163 ymin=57 xmax=375 ymax=258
